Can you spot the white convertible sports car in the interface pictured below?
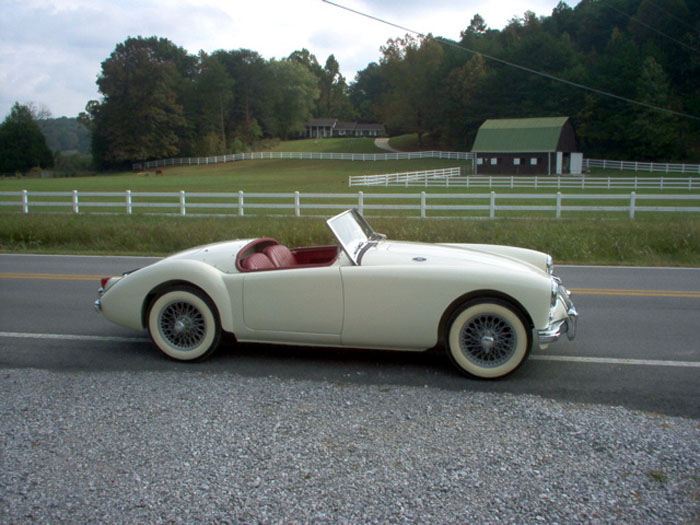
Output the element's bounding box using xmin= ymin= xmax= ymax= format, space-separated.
xmin=96 ymin=209 xmax=577 ymax=378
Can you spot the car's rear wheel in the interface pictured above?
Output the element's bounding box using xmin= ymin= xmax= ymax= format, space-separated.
xmin=447 ymin=298 xmax=531 ymax=379
xmin=147 ymin=286 xmax=221 ymax=361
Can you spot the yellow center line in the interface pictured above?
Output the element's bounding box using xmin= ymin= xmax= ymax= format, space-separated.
xmin=1 ymin=273 xmax=699 ymax=298
xmin=569 ymin=288 xmax=700 ymax=298
xmin=0 ymin=272 xmax=107 ymax=281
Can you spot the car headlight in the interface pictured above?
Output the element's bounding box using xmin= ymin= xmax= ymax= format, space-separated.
xmin=550 ymin=279 xmax=560 ymax=308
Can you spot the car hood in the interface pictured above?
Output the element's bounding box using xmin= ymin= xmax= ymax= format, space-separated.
xmin=362 ymin=241 xmax=550 ymax=276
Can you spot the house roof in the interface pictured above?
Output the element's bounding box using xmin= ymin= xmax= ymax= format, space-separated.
xmin=305 ymin=119 xmax=385 ymax=132
xmin=472 ymin=117 xmax=570 ymax=153
xmin=307 ymin=118 xmax=337 ymax=127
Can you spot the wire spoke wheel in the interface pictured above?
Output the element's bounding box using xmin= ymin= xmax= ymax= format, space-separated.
xmin=447 ymin=299 xmax=531 ymax=379
xmin=160 ymin=301 xmax=207 ymax=350
xmin=147 ymin=287 xmax=221 ymax=361
xmin=460 ymin=313 xmax=517 ymax=368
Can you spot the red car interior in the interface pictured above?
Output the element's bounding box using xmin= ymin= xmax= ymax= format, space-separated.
xmin=237 ymin=239 xmax=339 ymax=272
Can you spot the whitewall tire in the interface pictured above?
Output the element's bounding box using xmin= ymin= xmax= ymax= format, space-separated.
xmin=147 ymin=286 xmax=221 ymax=361
xmin=447 ymin=299 xmax=531 ymax=379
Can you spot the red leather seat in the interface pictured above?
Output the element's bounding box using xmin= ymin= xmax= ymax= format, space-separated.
xmin=263 ymin=244 xmax=297 ymax=268
xmin=241 ymin=252 xmax=275 ymax=271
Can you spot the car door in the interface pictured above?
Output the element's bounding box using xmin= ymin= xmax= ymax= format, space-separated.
xmin=241 ymin=266 xmax=343 ymax=344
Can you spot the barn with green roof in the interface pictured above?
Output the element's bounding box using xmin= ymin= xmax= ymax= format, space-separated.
xmin=472 ymin=117 xmax=581 ymax=175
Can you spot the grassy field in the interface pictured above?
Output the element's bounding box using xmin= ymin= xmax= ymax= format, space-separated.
xmin=0 ymin=159 xmax=473 ymax=193
xmin=1 ymin=138 xmax=698 ymax=265
xmin=1 ymin=213 xmax=698 ymax=266
xmin=388 ymin=134 xmax=446 ymax=152
xmin=264 ymin=137 xmax=384 ymax=153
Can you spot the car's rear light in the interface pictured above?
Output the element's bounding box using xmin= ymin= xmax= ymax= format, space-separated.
xmin=100 ymin=277 xmax=112 ymax=289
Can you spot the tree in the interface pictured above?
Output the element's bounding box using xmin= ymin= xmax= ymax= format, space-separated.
xmin=265 ymin=59 xmax=319 ymax=139
xmin=442 ymin=54 xmax=488 ymax=148
xmin=90 ymin=37 xmax=189 ymax=167
xmin=0 ymin=102 xmax=53 ymax=173
xmin=349 ymin=62 xmax=386 ymax=122
xmin=378 ymin=35 xmax=444 ymax=142
xmin=191 ymin=51 xmax=234 ymax=155
xmin=316 ymin=55 xmax=354 ymax=119
xmin=629 ymin=56 xmax=679 ymax=160
xmin=214 ymin=49 xmax=273 ymax=144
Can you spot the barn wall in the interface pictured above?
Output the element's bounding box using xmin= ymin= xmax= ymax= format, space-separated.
xmin=557 ymin=121 xmax=578 ymax=152
xmin=476 ymin=153 xmax=554 ymax=175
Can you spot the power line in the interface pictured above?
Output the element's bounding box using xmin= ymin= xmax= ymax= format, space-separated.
xmin=644 ymin=0 xmax=700 ymax=35
xmin=322 ymin=0 xmax=700 ymax=121
xmin=605 ymin=4 xmax=700 ymax=54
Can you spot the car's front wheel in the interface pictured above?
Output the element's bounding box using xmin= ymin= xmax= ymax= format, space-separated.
xmin=447 ymin=298 xmax=531 ymax=379
xmin=147 ymin=286 xmax=221 ymax=361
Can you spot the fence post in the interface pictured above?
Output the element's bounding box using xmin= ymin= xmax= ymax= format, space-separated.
xmin=358 ymin=191 xmax=364 ymax=215
xmin=556 ymin=192 xmax=562 ymax=219
xmin=629 ymin=192 xmax=636 ymax=220
xmin=179 ymin=191 xmax=186 ymax=216
xmin=238 ymin=190 xmax=244 ymax=216
xmin=489 ymin=191 xmax=496 ymax=219
xmin=72 ymin=190 xmax=79 ymax=214
xmin=126 ymin=190 xmax=132 ymax=215
xmin=294 ymin=191 xmax=300 ymax=217
xmin=420 ymin=191 xmax=426 ymax=218
xmin=22 ymin=190 xmax=28 ymax=213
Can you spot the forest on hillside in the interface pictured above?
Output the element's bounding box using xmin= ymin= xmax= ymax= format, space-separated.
xmin=76 ymin=0 xmax=698 ymax=168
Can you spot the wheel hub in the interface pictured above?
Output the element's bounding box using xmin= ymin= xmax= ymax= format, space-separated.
xmin=480 ymin=334 xmax=496 ymax=351
xmin=174 ymin=317 xmax=192 ymax=334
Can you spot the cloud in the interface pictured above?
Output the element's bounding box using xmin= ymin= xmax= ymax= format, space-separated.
xmin=0 ymin=0 xmax=580 ymax=118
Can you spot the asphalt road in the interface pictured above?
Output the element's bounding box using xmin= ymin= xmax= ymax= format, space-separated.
xmin=1 ymin=254 xmax=699 ymax=419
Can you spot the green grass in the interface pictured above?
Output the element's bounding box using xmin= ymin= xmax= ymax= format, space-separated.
xmin=0 ymin=159 xmax=473 ymax=193
xmin=1 ymin=139 xmax=698 ymax=266
xmin=265 ymin=137 xmax=384 ymax=153
xmin=388 ymin=134 xmax=447 ymax=152
xmin=1 ymin=213 xmax=698 ymax=266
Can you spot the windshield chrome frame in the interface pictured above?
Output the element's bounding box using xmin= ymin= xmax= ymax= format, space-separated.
xmin=326 ymin=209 xmax=382 ymax=265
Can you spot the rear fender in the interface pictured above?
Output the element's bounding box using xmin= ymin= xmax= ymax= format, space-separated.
xmin=103 ymin=259 xmax=234 ymax=333
xmin=141 ymin=260 xmax=233 ymax=332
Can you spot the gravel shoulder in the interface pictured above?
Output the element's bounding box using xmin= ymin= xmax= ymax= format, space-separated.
xmin=1 ymin=368 xmax=698 ymax=523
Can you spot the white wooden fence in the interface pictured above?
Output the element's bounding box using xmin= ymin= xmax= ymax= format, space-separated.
xmin=349 ymin=172 xmax=700 ymax=190
xmin=131 ymin=151 xmax=699 ymax=177
xmin=349 ymin=167 xmax=461 ymax=187
xmin=2 ymin=190 xmax=699 ymax=219
xmin=583 ymin=158 xmax=700 ymax=174
xmin=133 ymin=151 xmax=476 ymax=170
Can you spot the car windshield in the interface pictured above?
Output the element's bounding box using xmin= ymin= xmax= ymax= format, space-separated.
xmin=326 ymin=209 xmax=382 ymax=265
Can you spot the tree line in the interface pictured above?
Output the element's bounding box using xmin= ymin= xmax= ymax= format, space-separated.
xmin=80 ymin=39 xmax=354 ymax=169
xmin=2 ymin=0 xmax=698 ymax=173
xmin=350 ymin=0 xmax=699 ymax=161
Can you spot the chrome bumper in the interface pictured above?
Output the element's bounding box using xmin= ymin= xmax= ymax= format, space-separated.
xmin=538 ymin=285 xmax=577 ymax=345
xmin=94 ymin=286 xmax=105 ymax=312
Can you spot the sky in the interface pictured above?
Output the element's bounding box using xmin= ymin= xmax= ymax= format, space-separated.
xmin=0 ymin=0 xmax=581 ymax=119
